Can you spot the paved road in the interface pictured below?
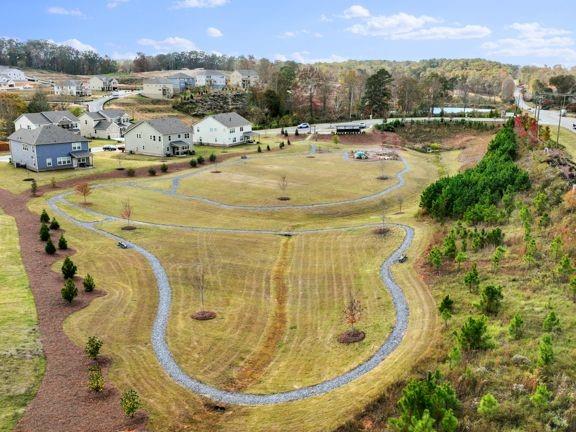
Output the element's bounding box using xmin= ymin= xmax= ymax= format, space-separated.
xmin=47 ymin=153 xmax=416 ymax=405
xmin=515 ymin=88 xmax=576 ymax=134
xmin=86 ymin=90 xmax=138 ymax=112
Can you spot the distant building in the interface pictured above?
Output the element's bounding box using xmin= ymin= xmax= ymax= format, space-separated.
xmin=0 ymin=66 xmax=27 ymax=81
xmin=229 ymin=70 xmax=259 ymax=89
xmin=9 ymin=125 xmax=92 ymax=172
xmin=0 ymin=75 xmax=16 ymax=90
xmin=166 ymin=72 xmax=196 ymax=92
xmin=78 ymin=109 xmax=131 ymax=139
xmin=15 ymin=111 xmax=80 ymax=132
xmin=89 ymin=75 xmax=119 ymax=92
xmin=142 ymin=78 xmax=178 ymax=99
xmin=193 ymin=112 xmax=255 ymax=147
xmin=54 ymin=80 xmax=91 ymax=97
xmin=124 ymin=118 xmax=193 ymax=157
xmin=193 ymin=70 xmax=228 ymax=89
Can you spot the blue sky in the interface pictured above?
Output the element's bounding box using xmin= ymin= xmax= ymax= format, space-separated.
xmin=4 ymin=0 xmax=576 ymax=66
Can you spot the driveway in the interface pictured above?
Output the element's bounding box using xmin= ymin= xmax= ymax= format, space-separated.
xmin=86 ymin=90 xmax=139 ymax=112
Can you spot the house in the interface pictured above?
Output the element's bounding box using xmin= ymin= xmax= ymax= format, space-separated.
xmin=124 ymin=118 xmax=193 ymax=157
xmin=166 ymin=73 xmax=196 ymax=93
xmin=194 ymin=70 xmax=228 ymax=89
xmin=0 ymin=66 xmax=27 ymax=81
xmin=9 ymin=125 xmax=92 ymax=172
xmin=142 ymin=78 xmax=178 ymax=99
xmin=193 ymin=112 xmax=255 ymax=147
xmin=78 ymin=109 xmax=131 ymax=139
xmin=0 ymin=75 xmax=16 ymax=90
xmin=54 ymin=80 xmax=91 ymax=97
xmin=89 ymin=75 xmax=119 ymax=92
xmin=229 ymin=70 xmax=259 ymax=89
xmin=15 ymin=111 xmax=80 ymax=132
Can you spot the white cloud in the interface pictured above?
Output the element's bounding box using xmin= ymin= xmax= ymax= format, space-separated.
xmin=172 ymin=0 xmax=228 ymax=9
xmin=394 ymin=25 xmax=491 ymax=40
xmin=47 ymin=6 xmax=85 ymax=17
xmin=279 ymin=31 xmax=297 ymax=39
xmin=482 ymin=22 xmax=576 ymax=63
xmin=58 ymin=38 xmax=97 ymax=52
xmin=279 ymin=29 xmax=322 ymax=39
xmin=138 ymin=36 xmax=198 ymax=52
xmin=107 ymin=0 xmax=129 ymax=8
xmin=320 ymin=14 xmax=333 ymax=23
xmin=346 ymin=12 xmax=439 ymax=37
xmin=207 ymin=27 xmax=223 ymax=37
xmin=276 ymin=52 xmax=347 ymax=64
xmin=342 ymin=5 xmax=371 ymax=19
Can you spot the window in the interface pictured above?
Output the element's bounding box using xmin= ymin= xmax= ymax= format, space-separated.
xmin=184 ymin=133 xmax=190 ymax=138
xmin=233 ymin=137 xmax=237 ymax=143
xmin=168 ymin=136 xmax=171 ymax=141
xmin=85 ymin=120 xmax=88 ymax=125
xmin=46 ymin=158 xmax=52 ymax=167
xmin=230 ymin=128 xmax=235 ymax=133
xmin=178 ymin=134 xmax=181 ymax=139
xmin=72 ymin=142 xmax=82 ymax=151
xmin=197 ymin=128 xmax=200 ymax=132
xmin=159 ymin=136 xmax=162 ymax=142
xmin=153 ymin=136 xmax=156 ymax=141
xmin=57 ymin=156 xmax=71 ymax=166
xmin=23 ymin=145 xmax=28 ymax=151
xmin=240 ymin=126 xmax=244 ymax=132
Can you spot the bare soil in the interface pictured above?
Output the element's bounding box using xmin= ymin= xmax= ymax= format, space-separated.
xmin=337 ymin=330 xmax=366 ymax=344
xmin=192 ymin=311 xmax=217 ymax=321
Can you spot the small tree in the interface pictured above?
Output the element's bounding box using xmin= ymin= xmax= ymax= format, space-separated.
xmin=439 ymin=295 xmax=454 ymax=315
xmin=85 ymin=336 xmax=103 ymax=360
xmin=442 ymin=234 xmax=457 ymax=260
xmin=45 ymin=239 xmax=56 ymax=255
xmin=477 ymin=393 xmax=499 ymax=418
xmin=479 ymin=285 xmax=503 ymax=315
xmin=569 ymin=277 xmax=576 ymax=302
xmin=428 ymin=246 xmax=443 ymax=273
xmin=464 ymin=264 xmax=480 ymax=292
xmin=538 ymin=334 xmax=554 ymax=368
xmin=491 ymin=246 xmax=505 ymax=271
xmin=257 ymin=145 xmax=262 ymax=153
xmin=40 ymin=209 xmax=50 ymax=223
xmin=39 ymin=223 xmax=50 ymax=241
xmin=266 ymin=144 xmax=271 ymax=151
xmin=455 ymin=251 xmax=467 ymax=271
xmin=88 ymin=365 xmax=104 ymax=392
xmin=120 ymin=389 xmax=141 ymax=418
xmin=126 ymin=168 xmax=136 ymax=177
xmin=61 ymin=257 xmax=77 ymax=279
xmin=344 ymin=295 xmax=363 ymax=334
xmin=542 ymin=310 xmax=561 ymax=332
xmin=189 ymin=158 xmax=197 ymax=167
xmin=278 ymin=175 xmax=288 ymax=199
xmin=550 ymin=237 xmax=563 ymax=261
xmin=556 ymin=254 xmax=573 ymax=281
xmin=458 ymin=316 xmax=493 ymax=351
xmin=49 ymin=217 xmax=60 ymax=230
xmin=508 ymin=313 xmax=524 ymax=340
xmin=148 ymin=167 xmax=157 ymax=176
xmin=197 ymin=155 xmax=205 ymax=164
xmin=209 ymin=153 xmax=217 ymax=163
xmin=61 ymin=279 xmax=78 ymax=303
xmin=30 ymin=179 xmax=37 ymax=196
xmin=160 ymin=163 xmax=168 ymax=173
xmin=58 ymin=234 xmax=68 ymax=250
xmin=531 ymin=384 xmax=552 ymax=410
xmin=75 ymin=182 xmax=92 ymax=204
xmin=83 ymin=274 xmax=96 ymax=292
xmin=121 ymin=200 xmax=133 ymax=228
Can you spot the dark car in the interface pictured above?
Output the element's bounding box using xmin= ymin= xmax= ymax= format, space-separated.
xmin=117 ymin=241 xmax=129 ymax=249
xmin=398 ymin=254 xmax=408 ymax=263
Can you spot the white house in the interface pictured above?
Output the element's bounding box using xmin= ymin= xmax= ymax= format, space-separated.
xmin=0 ymin=66 xmax=27 ymax=81
xmin=79 ymin=109 xmax=131 ymax=139
xmin=194 ymin=70 xmax=228 ymax=89
xmin=89 ymin=76 xmax=119 ymax=92
xmin=54 ymin=80 xmax=91 ymax=97
xmin=142 ymin=78 xmax=178 ymax=99
xmin=229 ymin=70 xmax=259 ymax=89
xmin=124 ymin=118 xmax=193 ymax=157
xmin=15 ymin=111 xmax=80 ymax=132
xmin=0 ymin=75 xmax=15 ymax=90
xmin=193 ymin=112 xmax=255 ymax=147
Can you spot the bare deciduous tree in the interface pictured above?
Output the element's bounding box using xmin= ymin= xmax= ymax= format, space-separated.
xmin=344 ymin=295 xmax=363 ymax=333
xmin=121 ymin=200 xmax=133 ymax=227
xmin=75 ymin=182 xmax=91 ymax=204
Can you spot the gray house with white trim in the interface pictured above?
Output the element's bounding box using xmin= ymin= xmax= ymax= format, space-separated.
xmin=124 ymin=118 xmax=193 ymax=157
xmin=79 ymin=109 xmax=131 ymax=139
xmin=15 ymin=111 xmax=80 ymax=132
xmin=9 ymin=125 xmax=92 ymax=172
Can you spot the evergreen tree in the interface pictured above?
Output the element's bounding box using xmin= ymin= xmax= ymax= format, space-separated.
xmin=464 ymin=264 xmax=480 ymax=292
xmin=530 ymin=384 xmax=552 ymax=410
xmin=28 ymin=90 xmax=50 ymax=113
xmin=477 ymin=393 xmax=499 ymax=418
xmin=45 ymin=239 xmax=56 ymax=255
xmin=61 ymin=279 xmax=78 ymax=303
xmin=85 ymin=335 xmax=103 ymax=360
xmin=542 ymin=310 xmax=561 ymax=332
xmin=443 ymin=234 xmax=457 ymax=259
xmin=538 ymin=335 xmax=554 ymax=368
xmin=556 ymin=255 xmax=573 ymax=281
xmin=361 ymin=68 xmax=393 ymax=118
xmin=120 ymin=389 xmax=142 ymax=418
xmin=83 ymin=274 xmax=96 ymax=292
xmin=479 ymin=285 xmax=503 ymax=315
xmin=49 ymin=217 xmax=60 ymax=230
xmin=40 ymin=209 xmax=50 ymax=223
xmin=58 ymin=234 xmax=68 ymax=250
xmin=428 ymin=246 xmax=443 ymax=272
xmin=458 ymin=316 xmax=493 ymax=351
xmin=508 ymin=313 xmax=524 ymax=340
xmin=39 ymin=223 xmax=50 ymax=241
xmin=61 ymin=257 xmax=77 ymax=279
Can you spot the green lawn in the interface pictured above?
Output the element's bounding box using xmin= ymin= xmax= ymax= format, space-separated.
xmin=0 ymin=211 xmax=44 ymax=431
xmin=558 ymin=128 xmax=576 ymax=160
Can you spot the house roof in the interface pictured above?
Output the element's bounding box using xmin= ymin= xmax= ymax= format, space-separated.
xmin=169 ymin=141 xmax=189 ymax=148
xmin=144 ymin=78 xmax=173 ymax=85
xmin=235 ymin=69 xmax=258 ymax=77
xmin=19 ymin=110 xmax=79 ymax=126
xmin=84 ymin=109 xmax=127 ymax=121
xmin=92 ymin=75 xmax=117 ymax=83
xmin=196 ymin=69 xmax=227 ymax=76
xmin=94 ymin=120 xmax=114 ymax=131
xmin=9 ymin=125 xmax=88 ymax=146
xmin=210 ymin=112 xmax=251 ymax=128
xmin=126 ymin=118 xmax=192 ymax=135
xmin=58 ymin=80 xmax=85 ymax=87
xmin=168 ymin=73 xmax=195 ymax=79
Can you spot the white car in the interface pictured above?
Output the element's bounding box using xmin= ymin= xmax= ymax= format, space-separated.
xmin=111 ymin=91 xmax=120 ymax=97
xmin=297 ymin=123 xmax=311 ymax=130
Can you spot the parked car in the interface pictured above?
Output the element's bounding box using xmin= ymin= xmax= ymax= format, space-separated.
xmin=117 ymin=241 xmax=129 ymax=249
xmin=358 ymin=122 xmax=367 ymax=129
xmin=102 ymin=145 xmax=117 ymax=151
xmin=297 ymin=123 xmax=310 ymax=130
xmin=111 ymin=91 xmax=120 ymax=97
xmin=398 ymin=254 xmax=408 ymax=263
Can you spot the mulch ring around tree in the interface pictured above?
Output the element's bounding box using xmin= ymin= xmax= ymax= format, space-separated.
xmin=277 ymin=196 xmax=291 ymax=201
xmin=192 ymin=310 xmax=217 ymax=321
xmin=121 ymin=225 xmax=137 ymax=231
xmin=337 ymin=329 xmax=366 ymax=344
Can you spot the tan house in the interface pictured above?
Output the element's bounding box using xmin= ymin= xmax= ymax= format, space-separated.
xmin=142 ymin=78 xmax=178 ymax=99
xmin=54 ymin=80 xmax=91 ymax=97
xmin=124 ymin=118 xmax=193 ymax=157
xmin=229 ymin=70 xmax=259 ymax=89
xmin=89 ymin=76 xmax=119 ymax=92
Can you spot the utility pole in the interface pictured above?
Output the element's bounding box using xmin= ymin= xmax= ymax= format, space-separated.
xmin=557 ymin=94 xmax=567 ymax=146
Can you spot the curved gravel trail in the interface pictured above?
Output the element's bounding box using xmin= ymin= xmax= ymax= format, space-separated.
xmin=46 ymin=152 xmax=416 ymax=406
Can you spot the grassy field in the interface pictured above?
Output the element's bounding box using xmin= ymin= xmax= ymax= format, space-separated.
xmin=0 ymin=211 xmax=44 ymax=431
xmin=105 ymin=95 xmax=195 ymax=124
xmin=557 ymin=128 xmax=576 ymax=159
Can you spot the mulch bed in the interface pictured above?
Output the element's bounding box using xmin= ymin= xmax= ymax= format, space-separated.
xmin=121 ymin=225 xmax=137 ymax=231
xmin=337 ymin=329 xmax=366 ymax=344
xmin=0 ymin=189 xmax=146 ymax=432
xmin=277 ymin=197 xmax=291 ymax=201
xmin=191 ymin=310 xmax=217 ymax=321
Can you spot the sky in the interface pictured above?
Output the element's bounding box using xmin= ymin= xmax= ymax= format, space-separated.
xmin=3 ymin=0 xmax=576 ymax=66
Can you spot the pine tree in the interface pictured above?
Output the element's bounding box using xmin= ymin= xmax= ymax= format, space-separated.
xmin=45 ymin=239 xmax=56 ymax=255
xmin=508 ymin=313 xmax=524 ymax=340
xmin=61 ymin=279 xmax=78 ymax=303
xmin=61 ymin=257 xmax=77 ymax=279
xmin=39 ymin=223 xmax=50 ymax=241
xmin=538 ymin=335 xmax=554 ymax=367
xmin=83 ymin=274 xmax=96 ymax=292
xmin=49 ymin=217 xmax=60 ymax=230
xmin=542 ymin=310 xmax=561 ymax=332
xmin=58 ymin=234 xmax=68 ymax=250
xmin=464 ymin=264 xmax=480 ymax=292
xmin=40 ymin=209 xmax=50 ymax=223
xmin=479 ymin=285 xmax=504 ymax=315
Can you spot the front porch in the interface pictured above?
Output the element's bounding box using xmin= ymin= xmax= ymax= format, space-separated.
xmin=169 ymin=141 xmax=190 ymax=156
xmin=70 ymin=151 xmax=93 ymax=168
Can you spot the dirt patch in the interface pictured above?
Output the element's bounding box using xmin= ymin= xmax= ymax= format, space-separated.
xmin=191 ymin=311 xmax=217 ymax=321
xmin=337 ymin=329 xmax=366 ymax=344
xmin=0 ymin=189 xmax=144 ymax=432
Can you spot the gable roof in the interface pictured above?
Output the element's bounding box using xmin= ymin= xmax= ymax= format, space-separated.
xmin=94 ymin=120 xmax=117 ymax=131
xmin=19 ymin=110 xmax=79 ymax=126
xmin=209 ymin=112 xmax=251 ymax=128
xmin=168 ymin=72 xmax=195 ymax=79
xmin=58 ymin=80 xmax=85 ymax=87
xmin=9 ymin=125 xmax=88 ymax=146
xmin=144 ymin=78 xmax=173 ymax=85
xmin=92 ymin=75 xmax=117 ymax=83
xmin=83 ymin=109 xmax=127 ymax=121
xmin=235 ymin=69 xmax=258 ymax=77
xmin=125 ymin=117 xmax=192 ymax=135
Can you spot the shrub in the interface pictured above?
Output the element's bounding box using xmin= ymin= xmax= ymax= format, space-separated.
xmin=126 ymin=168 xmax=136 ymax=177
xmin=160 ymin=163 xmax=168 ymax=173
xmin=464 ymin=264 xmax=480 ymax=292
xmin=45 ymin=239 xmax=56 ymax=255
xmin=49 ymin=218 xmax=60 ymax=230
xmin=120 ymin=389 xmax=141 ymax=417
xmin=439 ymin=295 xmax=454 ymax=314
xmin=479 ymin=285 xmax=503 ymax=315
xmin=458 ymin=316 xmax=493 ymax=351
xmin=477 ymin=393 xmax=499 ymax=417
xmin=257 ymin=145 xmax=262 ymax=153
xmin=428 ymin=246 xmax=443 ymax=272
xmin=85 ymin=335 xmax=103 ymax=360
xmin=197 ymin=155 xmax=205 ymax=164
xmin=209 ymin=153 xmax=217 ymax=162
xmin=39 ymin=223 xmax=50 ymax=241
xmin=83 ymin=274 xmax=96 ymax=292
xmin=543 ymin=310 xmax=561 ymax=332
xmin=61 ymin=279 xmax=78 ymax=303
xmin=538 ymin=334 xmax=554 ymax=367
xmin=508 ymin=313 xmax=524 ymax=340
xmin=88 ymin=365 xmax=104 ymax=392
xmin=40 ymin=209 xmax=50 ymax=223
xmin=266 ymin=145 xmax=271 ymax=151
xmin=61 ymin=257 xmax=77 ymax=279
xmin=148 ymin=167 xmax=156 ymax=176
xmin=58 ymin=234 xmax=68 ymax=250
xmin=189 ymin=158 xmax=197 ymax=167
xmin=531 ymin=384 xmax=552 ymax=410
